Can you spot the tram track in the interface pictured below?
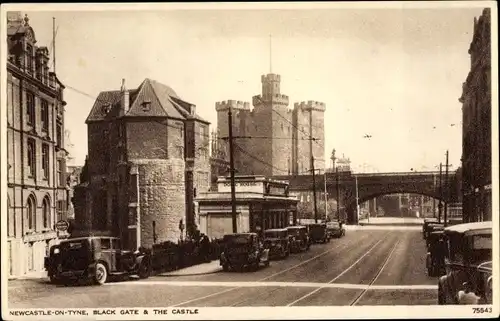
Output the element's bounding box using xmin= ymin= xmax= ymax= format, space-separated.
xmin=349 ymin=238 xmax=400 ymax=306
xmin=173 ymin=232 xmax=379 ymax=307
xmin=285 ymin=234 xmax=391 ymax=307
xmin=227 ymin=233 xmax=385 ymax=307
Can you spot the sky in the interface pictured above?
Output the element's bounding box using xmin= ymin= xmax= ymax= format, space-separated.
xmin=14 ymin=4 xmax=487 ymax=172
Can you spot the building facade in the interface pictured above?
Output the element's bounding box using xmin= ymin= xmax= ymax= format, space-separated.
xmin=196 ymin=176 xmax=299 ymax=239
xmin=215 ymin=73 xmax=325 ymax=177
xmin=460 ymin=8 xmax=492 ymax=222
xmin=6 ymin=12 xmax=69 ymax=278
xmin=75 ymin=78 xmax=210 ymax=249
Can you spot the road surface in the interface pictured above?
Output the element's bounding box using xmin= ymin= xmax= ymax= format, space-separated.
xmin=8 ymin=228 xmax=437 ymax=308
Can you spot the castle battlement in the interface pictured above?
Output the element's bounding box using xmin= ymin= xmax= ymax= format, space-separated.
xmin=294 ymin=100 xmax=326 ymax=111
xmin=252 ymin=94 xmax=289 ymax=107
xmin=261 ymin=73 xmax=281 ymax=83
xmin=215 ymin=100 xmax=251 ymax=111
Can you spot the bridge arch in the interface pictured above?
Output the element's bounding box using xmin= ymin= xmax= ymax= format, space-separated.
xmin=345 ymin=190 xmax=451 ymax=225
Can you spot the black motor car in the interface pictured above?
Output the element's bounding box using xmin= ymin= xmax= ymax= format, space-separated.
xmin=263 ymin=228 xmax=290 ymax=260
xmin=326 ymin=220 xmax=345 ymax=238
xmin=44 ymin=236 xmax=151 ymax=285
xmin=437 ymin=221 xmax=492 ymax=305
xmin=308 ymin=223 xmax=330 ymax=244
xmin=287 ymin=226 xmax=311 ymax=252
xmin=219 ymin=233 xmax=270 ymax=272
xmin=426 ymin=230 xmax=446 ymax=277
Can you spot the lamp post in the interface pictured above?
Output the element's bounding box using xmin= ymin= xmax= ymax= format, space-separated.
xmin=355 ymin=175 xmax=360 ymax=223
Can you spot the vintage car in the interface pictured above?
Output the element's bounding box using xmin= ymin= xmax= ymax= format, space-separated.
xmin=220 ymin=233 xmax=270 ymax=271
xmin=326 ymin=220 xmax=345 ymax=239
xmin=44 ymin=236 xmax=151 ymax=285
xmin=308 ymin=223 xmax=330 ymax=243
xmin=287 ymin=225 xmax=311 ymax=252
xmin=422 ymin=218 xmax=439 ymax=239
xmin=437 ymin=221 xmax=492 ymax=305
xmin=263 ymin=228 xmax=290 ymax=259
xmin=426 ymin=230 xmax=446 ymax=277
xmin=424 ymin=223 xmax=445 ymax=245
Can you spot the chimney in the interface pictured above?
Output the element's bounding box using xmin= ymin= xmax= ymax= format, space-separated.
xmin=121 ymin=78 xmax=129 ymax=114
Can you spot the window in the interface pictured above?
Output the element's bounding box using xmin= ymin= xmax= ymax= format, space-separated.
xmin=26 ymin=92 xmax=35 ymax=126
xmin=42 ymin=144 xmax=49 ymax=179
xmin=100 ymin=238 xmax=111 ymax=250
xmin=26 ymin=44 xmax=33 ymax=73
xmin=8 ymin=198 xmax=14 ymax=237
xmin=57 ymin=200 xmax=65 ymax=221
xmin=141 ymin=101 xmax=151 ymax=112
xmin=27 ymin=138 xmax=36 ymax=177
xmin=26 ymin=195 xmax=36 ymax=232
xmin=41 ymin=99 xmax=49 ymax=132
xmin=42 ymin=197 xmax=51 ymax=229
xmin=57 ymin=159 xmax=64 ymax=186
xmin=56 ymin=123 xmax=62 ymax=147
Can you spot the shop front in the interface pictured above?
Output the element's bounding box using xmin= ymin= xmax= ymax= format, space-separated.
xmin=196 ymin=176 xmax=299 ymax=240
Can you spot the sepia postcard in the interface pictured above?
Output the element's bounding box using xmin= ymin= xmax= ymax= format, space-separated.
xmin=1 ymin=1 xmax=498 ymax=320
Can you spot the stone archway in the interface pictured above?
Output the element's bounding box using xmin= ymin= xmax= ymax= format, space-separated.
xmin=345 ymin=191 xmax=449 ymax=224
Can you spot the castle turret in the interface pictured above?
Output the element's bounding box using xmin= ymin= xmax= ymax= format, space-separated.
xmin=215 ymin=100 xmax=252 ymax=174
xmin=292 ymin=100 xmax=326 ymax=175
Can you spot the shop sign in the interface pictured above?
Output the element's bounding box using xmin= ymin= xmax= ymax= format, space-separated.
xmin=55 ymin=220 xmax=69 ymax=232
xmin=219 ymin=180 xmax=263 ymax=193
xmin=265 ymin=183 xmax=289 ymax=196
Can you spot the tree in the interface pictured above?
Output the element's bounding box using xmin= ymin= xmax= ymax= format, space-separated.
xmin=297 ymin=199 xmax=339 ymax=221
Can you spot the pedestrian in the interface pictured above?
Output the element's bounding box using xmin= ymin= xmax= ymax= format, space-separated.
xmin=201 ymin=234 xmax=210 ymax=262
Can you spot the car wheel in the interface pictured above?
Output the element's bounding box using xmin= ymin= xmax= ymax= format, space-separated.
xmin=264 ymin=260 xmax=270 ymax=267
xmin=138 ymin=260 xmax=151 ymax=279
xmin=94 ymin=263 xmax=108 ymax=285
xmin=222 ymin=264 xmax=230 ymax=272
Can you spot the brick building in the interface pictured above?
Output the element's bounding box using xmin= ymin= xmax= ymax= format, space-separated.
xmin=75 ymin=78 xmax=210 ymax=249
xmin=6 ymin=12 xmax=69 ymax=278
xmin=215 ymin=73 xmax=325 ymax=177
xmin=459 ymin=8 xmax=492 ymax=222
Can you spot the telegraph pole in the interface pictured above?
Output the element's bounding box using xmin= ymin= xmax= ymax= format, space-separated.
xmin=444 ymin=150 xmax=449 ymax=227
xmin=228 ymin=107 xmax=238 ymax=233
xmin=438 ymin=163 xmax=443 ymax=224
xmin=336 ymin=166 xmax=340 ymax=221
xmin=311 ymin=156 xmax=318 ymax=223
xmin=323 ymin=171 xmax=328 ymax=222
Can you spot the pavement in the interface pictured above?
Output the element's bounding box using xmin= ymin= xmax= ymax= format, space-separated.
xmin=159 ymin=260 xmax=222 ymax=277
xmin=7 ymin=227 xmax=440 ymax=308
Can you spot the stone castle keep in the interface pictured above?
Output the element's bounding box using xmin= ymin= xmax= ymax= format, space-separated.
xmin=215 ymin=73 xmax=326 ymax=177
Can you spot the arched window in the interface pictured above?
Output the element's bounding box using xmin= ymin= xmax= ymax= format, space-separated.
xmin=42 ymin=196 xmax=51 ymax=229
xmin=27 ymin=195 xmax=36 ymax=231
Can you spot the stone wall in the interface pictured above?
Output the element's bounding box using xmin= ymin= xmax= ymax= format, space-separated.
xmin=133 ymin=159 xmax=186 ymax=247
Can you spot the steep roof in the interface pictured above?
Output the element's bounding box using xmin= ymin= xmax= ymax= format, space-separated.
xmin=85 ymin=78 xmax=209 ymax=124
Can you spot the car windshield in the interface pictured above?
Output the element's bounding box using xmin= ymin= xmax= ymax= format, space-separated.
xmin=470 ymin=234 xmax=492 ymax=263
xmin=60 ymin=240 xmax=87 ymax=250
xmin=224 ymin=234 xmax=252 ymax=245
xmin=264 ymin=231 xmax=284 ymax=238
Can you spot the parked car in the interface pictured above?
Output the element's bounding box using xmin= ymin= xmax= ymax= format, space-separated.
xmin=44 ymin=236 xmax=151 ymax=285
xmin=326 ymin=220 xmax=345 ymax=238
xmin=437 ymin=221 xmax=492 ymax=305
xmin=287 ymin=225 xmax=311 ymax=252
xmin=308 ymin=223 xmax=330 ymax=243
xmin=263 ymin=228 xmax=290 ymax=260
xmin=219 ymin=233 xmax=270 ymax=272
xmin=422 ymin=218 xmax=439 ymax=239
xmin=426 ymin=230 xmax=446 ymax=277
xmin=424 ymin=223 xmax=445 ymax=245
